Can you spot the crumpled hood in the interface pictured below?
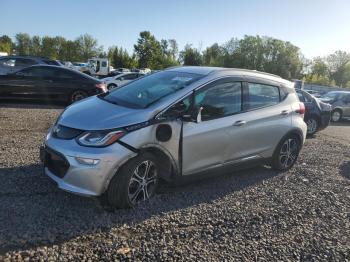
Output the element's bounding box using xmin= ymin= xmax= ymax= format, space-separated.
xmin=58 ymin=96 xmax=153 ymax=131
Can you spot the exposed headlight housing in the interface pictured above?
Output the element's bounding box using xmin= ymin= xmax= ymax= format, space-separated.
xmin=77 ymin=130 xmax=125 ymax=147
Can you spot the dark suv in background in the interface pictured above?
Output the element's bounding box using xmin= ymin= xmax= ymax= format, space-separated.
xmin=0 ymin=56 xmax=61 ymax=75
xmin=296 ymin=89 xmax=331 ymax=135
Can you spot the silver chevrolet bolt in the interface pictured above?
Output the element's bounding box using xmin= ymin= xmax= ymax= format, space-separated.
xmin=41 ymin=66 xmax=307 ymax=208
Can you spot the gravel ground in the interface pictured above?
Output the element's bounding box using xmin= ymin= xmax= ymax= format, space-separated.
xmin=0 ymin=102 xmax=349 ymax=261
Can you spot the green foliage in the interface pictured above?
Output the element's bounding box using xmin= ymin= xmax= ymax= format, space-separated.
xmin=2 ymin=31 xmax=350 ymax=85
xmin=110 ymin=46 xmax=137 ymax=69
xmin=213 ymin=35 xmax=304 ymax=79
xmin=134 ymin=31 xmax=163 ymax=69
xmin=304 ymin=51 xmax=350 ymax=87
xmin=179 ymin=44 xmax=202 ymax=66
xmin=134 ymin=31 xmax=179 ymax=69
xmin=0 ymin=35 xmax=13 ymax=54
xmin=15 ymin=33 xmax=31 ymax=55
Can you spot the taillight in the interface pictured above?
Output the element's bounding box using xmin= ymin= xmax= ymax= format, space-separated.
xmin=296 ymin=102 xmax=305 ymax=118
xmin=96 ymin=82 xmax=107 ymax=93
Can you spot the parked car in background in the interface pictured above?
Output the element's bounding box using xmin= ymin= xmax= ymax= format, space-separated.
xmin=320 ymin=91 xmax=350 ymax=122
xmin=102 ymin=72 xmax=144 ymax=90
xmin=41 ymin=66 xmax=307 ymax=208
xmin=72 ymin=62 xmax=89 ymax=73
xmin=304 ymin=89 xmax=322 ymax=98
xmin=0 ymin=56 xmax=61 ymax=75
xmin=0 ymin=65 xmax=107 ymax=104
xmin=116 ymin=68 xmax=131 ymax=73
xmin=296 ymin=89 xmax=331 ymax=135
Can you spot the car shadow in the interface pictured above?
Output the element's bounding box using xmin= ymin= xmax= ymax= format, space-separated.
xmin=339 ymin=161 xmax=350 ymax=180
xmin=330 ymin=119 xmax=350 ymax=127
xmin=0 ymin=162 xmax=280 ymax=254
xmin=0 ymin=99 xmax=66 ymax=109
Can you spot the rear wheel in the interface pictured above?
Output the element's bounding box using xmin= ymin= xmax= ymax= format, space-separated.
xmin=107 ymin=83 xmax=117 ymax=90
xmin=306 ymin=117 xmax=318 ymax=135
xmin=271 ymin=135 xmax=301 ymax=171
xmin=70 ymin=90 xmax=88 ymax=103
xmin=331 ymin=109 xmax=342 ymax=122
xmin=107 ymin=153 xmax=159 ymax=208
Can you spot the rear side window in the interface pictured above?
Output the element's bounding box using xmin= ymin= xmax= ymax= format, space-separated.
xmin=247 ymin=83 xmax=280 ymax=110
xmin=194 ymin=81 xmax=242 ymax=121
xmin=123 ymin=74 xmax=138 ymax=80
xmin=0 ymin=58 xmax=15 ymax=67
xmin=43 ymin=59 xmax=60 ymax=66
xmin=15 ymin=58 xmax=37 ymax=67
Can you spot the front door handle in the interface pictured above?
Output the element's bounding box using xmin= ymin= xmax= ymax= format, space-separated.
xmin=281 ymin=110 xmax=289 ymax=115
xmin=233 ymin=120 xmax=247 ymax=126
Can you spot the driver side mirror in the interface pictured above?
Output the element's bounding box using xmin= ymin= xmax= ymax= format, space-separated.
xmin=182 ymin=107 xmax=203 ymax=123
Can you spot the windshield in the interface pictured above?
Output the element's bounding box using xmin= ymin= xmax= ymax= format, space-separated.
xmin=100 ymin=71 xmax=203 ymax=108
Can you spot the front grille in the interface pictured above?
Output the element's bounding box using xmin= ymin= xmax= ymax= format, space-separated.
xmin=52 ymin=124 xmax=83 ymax=140
xmin=44 ymin=147 xmax=70 ymax=178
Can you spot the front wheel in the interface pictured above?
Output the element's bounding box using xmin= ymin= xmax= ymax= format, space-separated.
xmin=107 ymin=153 xmax=159 ymax=208
xmin=271 ymin=135 xmax=301 ymax=171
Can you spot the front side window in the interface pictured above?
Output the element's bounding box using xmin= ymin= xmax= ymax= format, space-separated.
xmin=100 ymin=71 xmax=203 ymax=108
xmin=194 ymin=81 xmax=242 ymax=121
xmin=247 ymin=83 xmax=280 ymax=110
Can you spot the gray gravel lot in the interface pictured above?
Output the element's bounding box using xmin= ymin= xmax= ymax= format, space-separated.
xmin=0 ymin=102 xmax=349 ymax=261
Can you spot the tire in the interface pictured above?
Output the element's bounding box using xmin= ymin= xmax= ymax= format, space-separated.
xmin=107 ymin=152 xmax=159 ymax=208
xmin=306 ymin=117 xmax=319 ymax=135
xmin=107 ymin=84 xmax=117 ymax=90
xmin=331 ymin=109 xmax=342 ymax=122
xmin=271 ymin=134 xmax=301 ymax=171
xmin=70 ymin=90 xmax=88 ymax=104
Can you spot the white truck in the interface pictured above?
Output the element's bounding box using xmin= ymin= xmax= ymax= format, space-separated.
xmin=83 ymin=58 xmax=111 ymax=78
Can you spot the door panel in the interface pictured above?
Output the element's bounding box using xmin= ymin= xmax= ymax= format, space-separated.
xmin=182 ymin=118 xmax=232 ymax=175
xmin=225 ymin=101 xmax=292 ymax=160
xmin=181 ymin=78 xmax=244 ymax=175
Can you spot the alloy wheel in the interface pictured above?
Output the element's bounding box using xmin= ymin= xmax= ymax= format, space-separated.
xmin=279 ymin=138 xmax=299 ymax=169
xmin=331 ymin=111 xmax=341 ymax=122
xmin=128 ymin=160 xmax=158 ymax=204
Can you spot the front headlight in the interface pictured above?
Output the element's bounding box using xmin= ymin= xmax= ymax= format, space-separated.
xmin=77 ymin=130 xmax=125 ymax=147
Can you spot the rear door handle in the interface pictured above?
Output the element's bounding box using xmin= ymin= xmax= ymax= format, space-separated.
xmin=233 ymin=120 xmax=247 ymax=126
xmin=281 ymin=110 xmax=289 ymax=115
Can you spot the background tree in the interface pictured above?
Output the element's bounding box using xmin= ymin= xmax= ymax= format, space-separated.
xmin=179 ymin=44 xmax=202 ymax=66
xmin=75 ymin=34 xmax=102 ymax=61
xmin=326 ymin=50 xmax=350 ymax=87
xmin=0 ymin=35 xmax=13 ymax=54
xmin=134 ymin=31 xmax=163 ymax=69
xmin=15 ymin=33 xmax=31 ymax=55
xmin=111 ymin=46 xmax=137 ymax=69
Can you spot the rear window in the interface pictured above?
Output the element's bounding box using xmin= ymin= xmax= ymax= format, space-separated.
xmin=100 ymin=71 xmax=203 ymax=108
xmin=247 ymin=83 xmax=280 ymax=110
xmin=43 ymin=59 xmax=60 ymax=66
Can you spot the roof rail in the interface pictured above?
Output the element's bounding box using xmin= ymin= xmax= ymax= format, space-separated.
xmin=219 ymin=68 xmax=282 ymax=78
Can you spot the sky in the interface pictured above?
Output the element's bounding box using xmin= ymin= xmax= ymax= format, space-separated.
xmin=1 ymin=0 xmax=350 ymax=59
